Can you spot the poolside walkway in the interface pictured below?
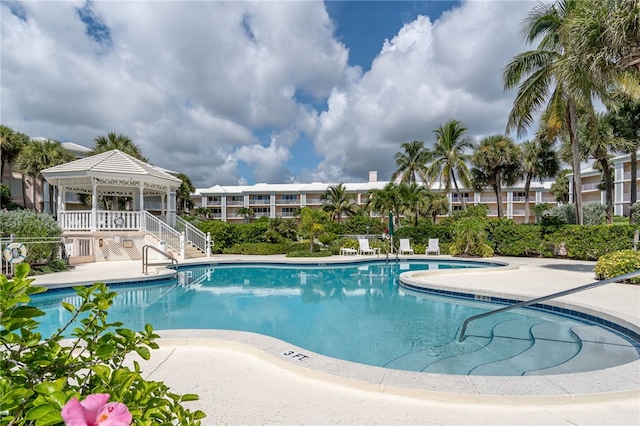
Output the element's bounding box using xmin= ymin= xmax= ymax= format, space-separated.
xmin=31 ymin=255 xmax=640 ymax=426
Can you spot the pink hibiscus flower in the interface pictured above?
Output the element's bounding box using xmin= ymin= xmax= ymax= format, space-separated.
xmin=61 ymin=393 xmax=132 ymax=426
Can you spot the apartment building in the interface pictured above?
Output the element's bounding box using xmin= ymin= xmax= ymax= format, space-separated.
xmin=192 ymin=171 xmax=559 ymax=224
xmin=569 ymin=151 xmax=640 ymax=217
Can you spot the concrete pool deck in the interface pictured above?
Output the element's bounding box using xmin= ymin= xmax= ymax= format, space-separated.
xmin=31 ymin=255 xmax=640 ymax=425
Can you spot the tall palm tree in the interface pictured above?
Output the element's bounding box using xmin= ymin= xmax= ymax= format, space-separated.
xmin=520 ymin=138 xmax=560 ymax=223
xmin=581 ymin=111 xmax=635 ymax=224
xmin=16 ymin=139 xmax=75 ymax=212
xmin=503 ymin=0 xmax=612 ymax=225
xmin=320 ymin=183 xmax=357 ymax=223
xmin=90 ymin=132 xmax=147 ymax=161
xmin=398 ymin=182 xmax=429 ymax=226
xmin=176 ymin=173 xmax=195 ymax=215
xmin=564 ymin=0 xmax=640 ymax=98
xmin=471 ymin=135 xmax=522 ymax=218
xmin=426 ymin=120 xmax=474 ymax=210
xmin=391 ymin=140 xmax=432 ymax=184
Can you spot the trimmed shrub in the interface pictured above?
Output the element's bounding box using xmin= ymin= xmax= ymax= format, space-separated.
xmin=547 ymin=225 xmax=637 ymax=260
xmin=632 ymin=202 xmax=640 ymax=223
xmin=583 ymin=203 xmax=606 ymax=225
xmin=0 ymin=210 xmax=62 ymax=264
xmin=286 ymin=250 xmax=333 ymax=258
xmin=223 ymin=242 xmax=289 ymax=255
xmin=595 ymin=250 xmax=640 ymax=284
xmin=488 ymin=219 xmax=550 ymax=257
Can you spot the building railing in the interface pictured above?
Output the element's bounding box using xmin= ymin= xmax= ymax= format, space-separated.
xmin=142 ymin=211 xmax=183 ymax=257
xmin=227 ymin=200 xmax=244 ymax=205
xmin=59 ymin=210 xmax=142 ymax=231
xmin=249 ymin=199 xmax=271 ymax=205
xmin=276 ymin=199 xmax=300 ymax=205
xmin=175 ymin=216 xmax=211 ymax=256
xmin=582 ymin=182 xmax=601 ymax=191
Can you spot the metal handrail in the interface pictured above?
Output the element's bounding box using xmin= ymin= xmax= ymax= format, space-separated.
xmin=458 ymin=269 xmax=640 ymax=342
xmin=142 ymin=244 xmax=178 ymax=275
xmin=175 ymin=216 xmax=211 ymax=256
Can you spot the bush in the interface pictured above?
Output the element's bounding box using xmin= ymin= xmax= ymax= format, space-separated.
xmin=0 ymin=210 xmax=62 ymax=264
xmin=594 ymin=250 xmax=640 ymax=284
xmin=632 ymin=202 xmax=640 ymax=223
xmin=223 ymin=242 xmax=290 ymax=255
xmin=547 ymin=225 xmax=637 ymax=260
xmin=583 ymin=203 xmax=606 ymax=225
xmin=549 ymin=204 xmax=576 ymax=224
xmin=488 ymin=219 xmax=550 ymax=257
xmin=1 ymin=263 xmax=205 ymax=424
xmin=286 ymin=250 xmax=333 ymax=258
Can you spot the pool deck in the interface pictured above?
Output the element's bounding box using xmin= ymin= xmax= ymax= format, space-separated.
xmin=31 ymin=255 xmax=640 ymax=425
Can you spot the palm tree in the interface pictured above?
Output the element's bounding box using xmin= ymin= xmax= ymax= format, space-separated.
xmin=471 ymin=135 xmax=522 ymax=218
xmin=607 ymin=98 xmax=640 ymax=223
xmin=398 ymin=182 xmax=429 ymax=226
xmin=90 ymin=132 xmax=147 ymax=161
xmin=424 ymin=192 xmax=449 ymax=222
xmin=320 ymin=183 xmax=357 ymax=223
xmin=503 ymin=0 xmax=612 ymax=225
xmin=176 ymin=173 xmax=195 ymax=215
xmin=298 ymin=207 xmax=328 ymax=252
xmin=16 ymin=139 xmax=75 ymax=212
xmin=426 ymin=120 xmax=474 ymax=210
xmin=564 ymin=0 xmax=640 ymax=98
xmin=366 ymin=182 xmax=402 ymax=225
xmin=391 ymin=140 xmax=432 ymax=184
xmin=581 ymin=111 xmax=635 ymax=224
xmin=550 ymin=169 xmax=571 ymax=203
xmin=235 ymin=207 xmax=255 ymax=224
xmin=520 ymin=138 xmax=560 ymax=223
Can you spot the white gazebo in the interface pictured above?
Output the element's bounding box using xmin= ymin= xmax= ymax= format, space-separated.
xmin=42 ymin=149 xmax=182 ymax=232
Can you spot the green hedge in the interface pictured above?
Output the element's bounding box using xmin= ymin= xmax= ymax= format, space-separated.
xmin=488 ymin=220 xmax=638 ymax=260
xmin=0 ymin=210 xmax=62 ymax=264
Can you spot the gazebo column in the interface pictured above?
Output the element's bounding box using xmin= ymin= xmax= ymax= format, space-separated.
xmin=168 ymin=190 xmax=177 ymax=227
xmin=91 ymin=178 xmax=98 ymax=232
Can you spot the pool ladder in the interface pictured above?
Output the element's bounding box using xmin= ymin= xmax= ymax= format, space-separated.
xmin=458 ymin=268 xmax=640 ymax=342
xmin=142 ymin=244 xmax=179 ymax=275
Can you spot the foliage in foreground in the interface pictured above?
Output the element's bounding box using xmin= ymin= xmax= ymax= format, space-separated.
xmin=594 ymin=250 xmax=640 ymax=284
xmin=0 ymin=264 xmax=206 ymax=425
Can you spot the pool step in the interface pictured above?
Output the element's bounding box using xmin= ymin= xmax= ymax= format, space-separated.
xmin=470 ymin=321 xmax=580 ymax=375
xmin=525 ymin=325 xmax=640 ymax=375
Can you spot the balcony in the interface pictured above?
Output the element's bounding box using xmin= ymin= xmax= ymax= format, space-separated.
xmin=277 ymin=199 xmax=300 ymax=205
xmin=306 ymin=198 xmax=322 ymax=204
xmin=249 ymin=199 xmax=271 ymax=205
xmin=227 ymin=199 xmax=244 ymax=206
xmin=582 ymin=182 xmax=601 ymax=191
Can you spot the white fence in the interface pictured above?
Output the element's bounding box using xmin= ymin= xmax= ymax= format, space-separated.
xmin=59 ymin=210 xmax=142 ymax=231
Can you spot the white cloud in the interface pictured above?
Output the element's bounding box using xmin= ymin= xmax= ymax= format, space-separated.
xmin=310 ymin=1 xmax=536 ymax=182
xmin=2 ymin=0 xmax=537 ymax=188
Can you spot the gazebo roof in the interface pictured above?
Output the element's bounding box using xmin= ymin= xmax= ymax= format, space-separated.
xmin=42 ymin=149 xmax=182 ymax=196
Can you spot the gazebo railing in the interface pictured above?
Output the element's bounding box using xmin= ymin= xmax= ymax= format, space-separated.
xmin=59 ymin=211 xmax=142 ymax=231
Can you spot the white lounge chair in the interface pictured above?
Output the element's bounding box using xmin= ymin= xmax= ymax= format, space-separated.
xmin=358 ymin=239 xmax=380 ymax=256
xmin=340 ymin=247 xmax=357 ymax=256
xmin=425 ymin=238 xmax=440 ymax=256
xmin=399 ymin=239 xmax=414 ymax=255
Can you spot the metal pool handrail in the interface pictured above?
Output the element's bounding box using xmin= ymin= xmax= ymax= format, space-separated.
xmin=142 ymin=244 xmax=179 ymax=275
xmin=458 ymin=269 xmax=640 ymax=342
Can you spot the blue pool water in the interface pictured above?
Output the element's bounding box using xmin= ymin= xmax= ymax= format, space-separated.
xmin=31 ymin=260 xmax=639 ymax=376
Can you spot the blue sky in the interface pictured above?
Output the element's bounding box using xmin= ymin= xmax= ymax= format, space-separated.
xmin=1 ymin=1 xmax=536 ymax=187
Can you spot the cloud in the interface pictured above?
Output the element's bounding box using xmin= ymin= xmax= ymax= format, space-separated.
xmin=310 ymin=0 xmax=536 ymax=183
xmin=1 ymin=0 xmax=537 ymax=188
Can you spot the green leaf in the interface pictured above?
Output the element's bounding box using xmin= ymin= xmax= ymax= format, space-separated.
xmin=34 ymin=410 xmax=64 ymax=426
xmin=136 ymin=346 xmax=151 ymax=360
xmin=34 ymin=378 xmax=66 ymax=394
xmin=95 ymin=343 xmax=115 ymax=357
xmin=25 ymin=403 xmax=58 ymax=420
xmin=179 ymin=393 xmax=200 ymax=402
xmin=61 ymin=301 xmax=76 ymax=313
xmin=11 ymin=306 xmax=45 ymax=318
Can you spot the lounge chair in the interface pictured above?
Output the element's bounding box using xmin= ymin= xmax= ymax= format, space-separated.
xmin=340 ymin=247 xmax=357 ymax=256
xmin=399 ymin=239 xmax=414 ymax=255
xmin=358 ymin=238 xmax=380 ymax=256
xmin=425 ymin=238 xmax=440 ymax=256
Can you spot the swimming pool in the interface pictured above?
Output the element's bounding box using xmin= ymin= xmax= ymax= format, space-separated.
xmin=32 ymin=260 xmax=639 ymax=376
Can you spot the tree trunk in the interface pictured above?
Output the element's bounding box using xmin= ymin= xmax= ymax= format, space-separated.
xmin=631 ymin=150 xmax=637 ymax=224
xmin=451 ymin=172 xmax=466 ymax=210
xmin=494 ymin=174 xmax=503 ymax=217
xmin=567 ymin=99 xmax=582 ymax=225
xmin=523 ymin=174 xmax=532 ymax=224
xmin=600 ymin=158 xmax=614 ymax=225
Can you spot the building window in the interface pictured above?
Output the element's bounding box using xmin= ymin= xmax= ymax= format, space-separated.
xmin=452 ymin=192 xmax=470 ymax=201
xmin=282 ymin=194 xmax=297 ymax=201
xmin=281 ymin=207 xmax=297 ymax=216
xmin=254 ymin=207 xmax=270 ymax=217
